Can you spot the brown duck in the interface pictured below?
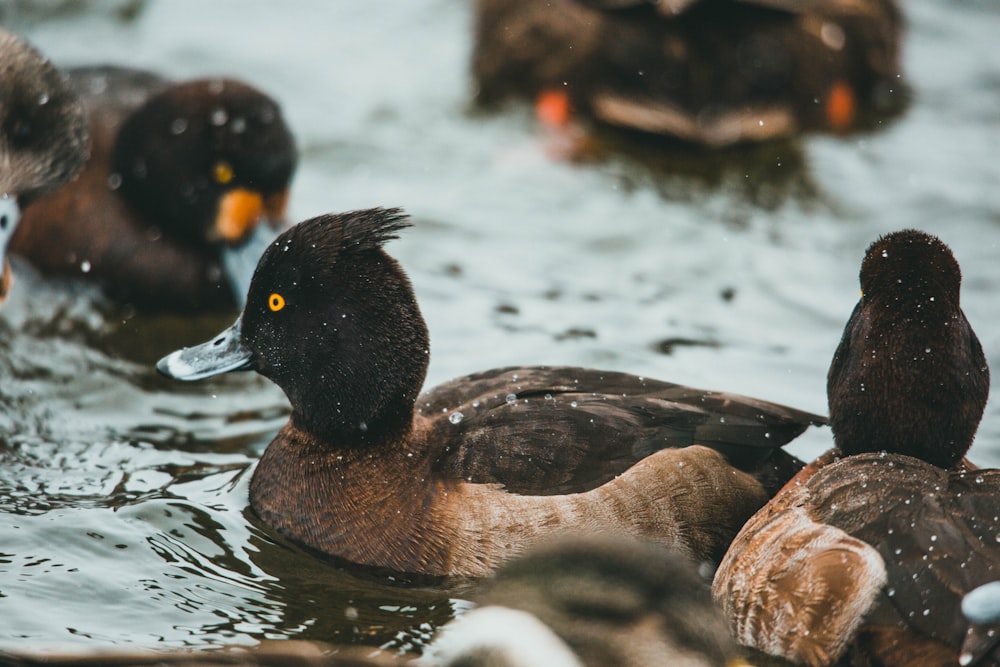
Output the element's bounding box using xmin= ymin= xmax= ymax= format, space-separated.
xmin=10 ymin=65 xmax=297 ymax=312
xmin=157 ymin=208 xmax=825 ymax=577
xmin=472 ymin=0 xmax=905 ymax=146
xmin=713 ymin=230 xmax=996 ymax=667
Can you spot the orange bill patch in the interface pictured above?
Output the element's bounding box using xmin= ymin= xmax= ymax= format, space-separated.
xmin=214 ymin=188 xmax=265 ymax=243
xmin=535 ymin=89 xmax=573 ymax=128
xmin=825 ymin=81 xmax=857 ymax=132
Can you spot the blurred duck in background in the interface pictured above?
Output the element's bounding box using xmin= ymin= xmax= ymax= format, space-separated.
xmin=471 ymin=0 xmax=905 ymax=148
xmin=0 ymin=28 xmax=88 ymax=306
xmin=8 ymin=59 xmax=297 ymax=312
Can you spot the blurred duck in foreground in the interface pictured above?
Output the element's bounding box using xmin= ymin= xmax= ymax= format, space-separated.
xmin=472 ymin=0 xmax=905 ymax=147
xmin=0 ymin=29 xmax=89 ymax=305
xmin=426 ymin=533 xmax=751 ymax=667
xmin=158 ymin=207 xmax=826 ymax=577
xmin=713 ymin=230 xmax=996 ymax=667
xmin=0 ymin=535 xmax=750 ymax=667
xmin=8 ymin=56 xmax=297 ymax=312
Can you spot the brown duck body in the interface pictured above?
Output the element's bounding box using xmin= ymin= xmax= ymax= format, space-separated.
xmin=250 ymin=366 xmax=817 ymax=577
xmin=715 ymin=450 xmax=1000 ymax=666
xmin=472 ymin=0 xmax=904 ymax=145
xmin=159 ymin=209 xmax=824 ymax=578
xmin=713 ymin=230 xmax=995 ymax=667
xmin=11 ymin=66 xmax=297 ymax=312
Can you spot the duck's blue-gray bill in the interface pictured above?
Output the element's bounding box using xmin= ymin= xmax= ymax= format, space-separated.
xmin=156 ymin=318 xmax=254 ymax=381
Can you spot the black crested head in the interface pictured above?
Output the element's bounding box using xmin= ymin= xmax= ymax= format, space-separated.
xmin=112 ymin=77 xmax=297 ymax=245
xmin=241 ymin=208 xmax=429 ymax=446
xmin=827 ymin=229 xmax=989 ymax=468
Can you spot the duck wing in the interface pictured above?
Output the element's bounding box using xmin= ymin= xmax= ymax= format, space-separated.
xmin=714 ymin=452 xmax=1000 ymax=665
xmin=419 ymin=366 xmax=824 ymax=496
xmin=834 ymin=456 xmax=1000 ymax=657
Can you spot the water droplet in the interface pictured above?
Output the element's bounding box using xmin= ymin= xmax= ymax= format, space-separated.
xmin=107 ymin=173 xmax=122 ymax=190
xmin=887 ymin=587 xmax=895 ymax=597
xmin=231 ymin=117 xmax=247 ymax=133
xmin=37 ymin=92 xmax=50 ymax=105
xmin=544 ymin=393 xmax=553 ymax=401
xmin=471 ymin=400 xmax=480 ymax=408
xmin=882 ymin=249 xmax=889 ymax=258
xmin=210 ymin=108 xmax=228 ymax=126
xmin=505 ymin=394 xmax=517 ymax=405
xmin=449 ymin=412 xmax=464 ymax=425
xmin=170 ymin=118 xmax=188 ymax=135
xmin=80 ymin=260 xmax=91 ymax=273
xmin=570 ymin=401 xmax=578 ymax=408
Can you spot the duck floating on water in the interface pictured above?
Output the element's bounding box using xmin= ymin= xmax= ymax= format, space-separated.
xmin=158 ymin=207 xmax=825 ymax=577
xmin=713 ymin=230 xmax=996 ymax=667
xmin=472 ymin=0 xmax=906 ymax=147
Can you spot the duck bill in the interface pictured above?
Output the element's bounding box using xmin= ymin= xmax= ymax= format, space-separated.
xmin=156 ymin=318 xmax=255 ymax=381
xmin=0 ymin=195 xmax=22 ymax=304
xmin=212 ymin=187 xmax=289 ymax=243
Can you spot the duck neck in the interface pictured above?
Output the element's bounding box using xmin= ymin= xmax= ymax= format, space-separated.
xmin=248 ymin=421 xmax=454 ymax=573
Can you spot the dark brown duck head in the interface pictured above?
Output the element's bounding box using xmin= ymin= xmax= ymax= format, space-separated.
xmin=0 ymin=29 xmax=89 ymax=303
xmin=158 ymin=208 xmax=429 ymax=446
xmin=8 ymin=65 xmax=297 ymax=311
xmin=112 ymin=77 xmax=296 ymax=253
xmin=827 ymin=229 xmax=990 ymax=468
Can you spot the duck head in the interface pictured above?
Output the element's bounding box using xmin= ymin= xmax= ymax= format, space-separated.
xmin=827 ymin=229 xmax=989 ymax=468
xmin=157 ymin=208 xmax=430 ymax=445
xmin=112 ymin=77 xmax=297 ymax=302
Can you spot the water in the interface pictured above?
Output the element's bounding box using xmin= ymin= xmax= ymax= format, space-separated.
xmin=1 ymin=0 xmax=999 ymax=655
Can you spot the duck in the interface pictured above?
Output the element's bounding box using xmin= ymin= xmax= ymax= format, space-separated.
xmin=0 ymin=29 xmax=89 ymax=305
xmin=712 ymin=230 xmax=996 ymax=667
xmin=471 ymin=0 xmax=905 ymax=147
xmin=425 ymin=532 xmax=751 ymax=667
xmin=156 ymin=207 xmax=825 ymax=577
xmin=8 ymin=63 xmax=297 ymax=312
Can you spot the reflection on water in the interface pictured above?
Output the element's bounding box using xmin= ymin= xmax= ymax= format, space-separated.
xmin=1 ymin=0 xmax=999 ymax=657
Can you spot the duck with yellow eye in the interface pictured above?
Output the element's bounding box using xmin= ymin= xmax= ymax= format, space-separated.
xmin=158 ymin=208 xmax=827 ymax=578
xmin=9 ymin=65 xmax=297 ymax=312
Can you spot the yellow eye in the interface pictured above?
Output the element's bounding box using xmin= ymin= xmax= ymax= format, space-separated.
xmin=213 ymin=161 xmax=234 ymax=184
xmin=268 ymin=293 xmax=285 ymax=312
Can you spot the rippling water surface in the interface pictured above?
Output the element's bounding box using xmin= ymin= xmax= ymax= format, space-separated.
xmin=1 ymin=0 xmax=999 ymax=656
